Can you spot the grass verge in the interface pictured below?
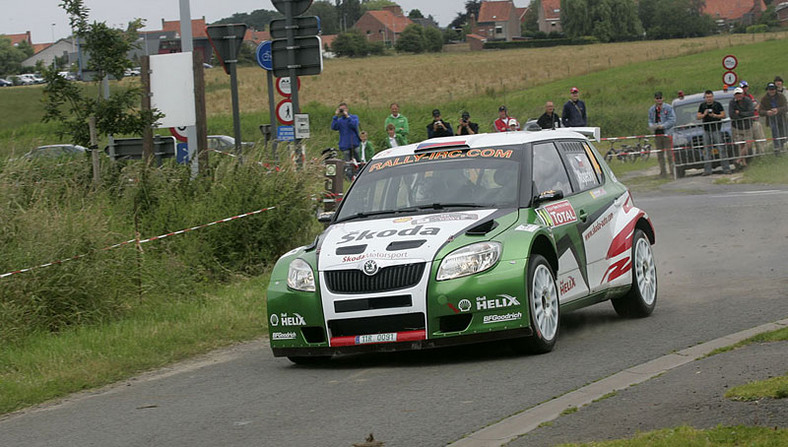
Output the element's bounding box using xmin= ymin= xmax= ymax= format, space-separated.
xmin=555 ymin=425 xmax=788 ymax=446
xmin=704 ymin=326 xmax=788 ymax=402
xmin=0 ymin=273 xmax=270 ymax=415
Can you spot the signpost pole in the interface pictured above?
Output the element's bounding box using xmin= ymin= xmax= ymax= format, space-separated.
xmin=230 ymin=61 xmax=242 ymax=155
xmin=179 ymin=0 xmax=199 ymax=177
xmin=267 ymin=70 xmax=277 ymax=161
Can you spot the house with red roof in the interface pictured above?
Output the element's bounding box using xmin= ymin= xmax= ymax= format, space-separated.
xmin=2 ymin=31 xmax=33 ymax=47
xmin=353 ymin=5 xmax=413 ymax=46
xmin=538 ymin=0 xmax=562 ymax=34
xmin=472 ymin=1 xmax=521 ymax=42
xmin=702 ymin=0 xmax=766 ymax=27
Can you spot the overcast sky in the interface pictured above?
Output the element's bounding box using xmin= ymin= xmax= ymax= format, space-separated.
xmin=4 ymin=1 xmax=530 ymax=44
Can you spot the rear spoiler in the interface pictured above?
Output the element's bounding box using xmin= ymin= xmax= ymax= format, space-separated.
xmin=563 ymin=127 xmax=601 ymax=142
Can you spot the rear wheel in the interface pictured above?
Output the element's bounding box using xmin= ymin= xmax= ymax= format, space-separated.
xmin=612 ymin=229 xmax=657 ymax=318
xmin=513 ymin=254 xmax=559 ymax=354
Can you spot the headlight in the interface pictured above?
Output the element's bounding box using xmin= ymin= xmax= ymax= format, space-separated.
xmin=287 ymin=258 xmax=315 ymax=292
xmin=436 ymin=242 xmax=502 ymax=281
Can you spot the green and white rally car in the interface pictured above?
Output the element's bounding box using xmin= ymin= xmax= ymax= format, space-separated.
xmin=267 ymin=128 xmax=657 ymax=363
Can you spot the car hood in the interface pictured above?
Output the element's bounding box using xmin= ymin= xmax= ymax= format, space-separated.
xmin=318 ymin=209 xmax=499 ymax=271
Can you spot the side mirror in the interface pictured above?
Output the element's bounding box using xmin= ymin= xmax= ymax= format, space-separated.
xmin=317 ymin=211 xmax=335 ymax=224
xmin=534 ymin=189 xmax=564 ymax=206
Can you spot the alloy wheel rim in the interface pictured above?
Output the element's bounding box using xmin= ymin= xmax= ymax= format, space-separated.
xmin=532 ymin=264 xmax=558 ymax=340
xmin=634 ymin=238 xmax=657 ymax=305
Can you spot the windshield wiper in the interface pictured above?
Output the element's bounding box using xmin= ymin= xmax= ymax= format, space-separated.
xmin=335 ymin=203 xmax=488 ymax=223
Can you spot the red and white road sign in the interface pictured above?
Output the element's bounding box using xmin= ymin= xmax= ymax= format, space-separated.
xmin=722 ymin=55 xmax=738 ymax=70
xmin=170 ymin=126 xmax=188 ymax=142
xmin=723 ymin=71 xmax=738 ymax=87
xmin=276 ymin=99 xmax=294 ymax=125
xmin=276 ymin=77 xmax=300 ymax=97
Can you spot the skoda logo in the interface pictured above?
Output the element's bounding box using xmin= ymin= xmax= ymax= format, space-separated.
xmin=362 ymin=259 xmax=380 ymax=276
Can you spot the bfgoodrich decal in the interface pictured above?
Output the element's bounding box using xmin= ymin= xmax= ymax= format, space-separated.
xmin=272 ymin=332 xmax=297 ymax=340
xmin=483 ymin=312 xmax=523 ymax=324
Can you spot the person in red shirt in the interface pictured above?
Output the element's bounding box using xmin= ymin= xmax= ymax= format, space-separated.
xmin=494 ymin=105 xmax=517 ymax=132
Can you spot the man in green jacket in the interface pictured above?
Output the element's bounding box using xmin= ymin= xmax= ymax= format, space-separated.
xmin=384 ymin=102 xmax=409 ymax=145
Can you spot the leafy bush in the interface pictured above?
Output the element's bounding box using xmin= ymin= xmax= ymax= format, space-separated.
xmin=0 ymin=155 xmax=323 ymax=343
xmin=746 ymin=24 xmax=769 ymax=34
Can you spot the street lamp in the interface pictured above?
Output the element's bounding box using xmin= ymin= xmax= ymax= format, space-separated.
xmin=51 ymin=23 xmax=56 ymax=42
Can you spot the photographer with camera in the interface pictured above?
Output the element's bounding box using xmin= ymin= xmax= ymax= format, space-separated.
xmin=330 ymin=102 xmax=361 ymax=163
xmin=426 ymin=109 xmax=454 ymax=139
xmin=457 ymin=111 xmax=479 ymax=136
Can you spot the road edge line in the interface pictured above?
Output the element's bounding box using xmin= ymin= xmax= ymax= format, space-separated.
xmin=447 ymin=318 xmax=788 ymax=447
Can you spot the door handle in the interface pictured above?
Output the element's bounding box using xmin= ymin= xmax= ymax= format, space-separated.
xmin=578 ymin=210 xmax=588 ymax=223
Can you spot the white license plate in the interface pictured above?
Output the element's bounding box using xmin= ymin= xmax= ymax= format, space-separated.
xmin=356 ymin=332 xmax=397 ymax=344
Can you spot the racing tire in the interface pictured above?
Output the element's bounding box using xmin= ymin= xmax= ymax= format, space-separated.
xmin=611 ymin=229 xmax=657 ymax=318
xmin=513 ymin=254 xmax=560 ymax=354
xmin=287 ymin=355 xmax=332 ymax=365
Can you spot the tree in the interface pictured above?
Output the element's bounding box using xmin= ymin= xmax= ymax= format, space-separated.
xmin=562 ymin=0 xmax=642 ymax=42
xmin=212 ymin=9 xmax=282 ymax=30
xmin=449 ymin=0 xmax=482 ymax=30
xmin=638 ymin=0 xmax=715 ymax=39
xmin=408 ymin=9 xmax=424 ymax=19
xmin=395 ymin=24 xmax=425 ymax=53
xmin=42 ymin=0 xmax=160 ymax=148
xmin=423 ymin=26 xmax=444 ymax=52
xmin=336 ymin=0 xmax=364 ymax=31
xmin=308 ymin=1 xmax=340 ymax=34
xmin=0 ymin=37 xmax=31 ymax=75
xmin=523 ymin=0 xmax=540 ymax=35
xmin=330 ymin=29 xmax=370 ymax=57
xmin=361 ymin=0 xmax=397 ymax=11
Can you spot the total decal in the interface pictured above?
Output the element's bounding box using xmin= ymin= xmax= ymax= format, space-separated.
xmin=270 ymin=312 xmax=306 ymax=327
xmin=537 ymin=200 xmax=578 ymax=228
xmin=319 ymin=209 xmax=498 ymax=270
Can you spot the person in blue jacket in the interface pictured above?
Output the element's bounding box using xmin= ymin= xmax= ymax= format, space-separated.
xmin=331 ymin=102 xmax=361 ymax=162
xmin=562 ymin=87 xmax=588 ymax=127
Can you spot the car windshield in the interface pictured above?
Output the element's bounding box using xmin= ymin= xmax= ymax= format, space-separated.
xmin=335 ymin=148 xmax=522 ymax=222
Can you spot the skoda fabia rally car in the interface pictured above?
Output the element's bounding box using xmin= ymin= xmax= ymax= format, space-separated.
xmin=267 ymin=129 xmax=657 ymax=363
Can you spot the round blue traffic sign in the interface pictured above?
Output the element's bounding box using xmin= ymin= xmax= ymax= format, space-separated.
xmin=256 ymin=41 xmax=273 ymax=71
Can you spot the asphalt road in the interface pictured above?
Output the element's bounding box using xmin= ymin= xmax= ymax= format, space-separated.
xmin=1 ymin=180 xmax=787 ymax=447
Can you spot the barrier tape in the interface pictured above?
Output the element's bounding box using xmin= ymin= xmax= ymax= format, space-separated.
xmin=0 ymin=206 xmax=277 ymax=280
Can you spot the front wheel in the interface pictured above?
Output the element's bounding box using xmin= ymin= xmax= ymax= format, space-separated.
xmin=611 ymin=229 xmax=657 ymax=318
xmin=513 ymin=254 xmax=559 ymax=354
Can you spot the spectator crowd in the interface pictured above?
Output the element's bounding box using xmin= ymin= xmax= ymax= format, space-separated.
xmin=330 ymin=78 xmax=787 ymax=177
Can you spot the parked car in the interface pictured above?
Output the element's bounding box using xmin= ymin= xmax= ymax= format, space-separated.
xmin=206 ymin=135 xmax=255 ymax=151
xmin=57 ymin=71 xmax=77 ymax=81
xmin=0 ymin=78 xmax=12 ymax=87
xmin=266 ymin=128 xmax=657 ymax=363
xmin=671 ymin=90 xmax=735 ymax=177
xmin=23 ymin=144 xmax=88 ymax=159
xmin=124 ymin=67 xmax=141 ymax=77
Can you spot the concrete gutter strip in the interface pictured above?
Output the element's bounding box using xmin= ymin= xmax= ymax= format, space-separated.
xmin=448 ymin=318 xmax=788 ymax=447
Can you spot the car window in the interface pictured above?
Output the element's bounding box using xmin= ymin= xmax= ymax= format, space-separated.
xmin=532 ymin=142 xmax=572 ymax=196
xmin=558 ymin=141 xmax=601 ymax=192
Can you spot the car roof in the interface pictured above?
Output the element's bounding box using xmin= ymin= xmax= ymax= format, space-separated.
xmin=372 ymin=128 xmax=598 ymax=160
xmin=672 ymin=89 xmax=735 ymax=107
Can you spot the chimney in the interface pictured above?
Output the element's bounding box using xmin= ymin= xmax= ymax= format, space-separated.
xmin=383 ymin=5 xmax=404 ymax=17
